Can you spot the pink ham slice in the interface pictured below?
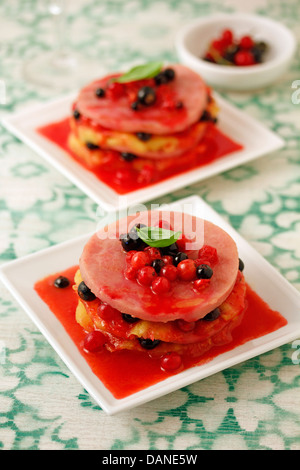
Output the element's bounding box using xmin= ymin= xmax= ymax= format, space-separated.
xmin=74 ymin=64 xmax=208 ymax=135
xmin=79 ymin=211 xmax=239 ymax=323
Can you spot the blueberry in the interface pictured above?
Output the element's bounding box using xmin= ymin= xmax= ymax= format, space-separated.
xmin=251 ymin=47 xmax=263 ymax=63
xmin=73 ymin=109 xmax=80 ymax=120
xmin=203 ymin=55 xmax=215 ymax=63
xmin=173 ymin=252 xmax=188 ymax=266
xmin=137 ymin=86 xmax=156 ymax=106
xmin=256 ymin=41 xmax=268 ymax=52
xmin=154 ymin=72 xmax=169 ymax=85
xmin=238 ymin=258 xmax=244 ymax=272
xmin=161 ymin=243 xmax=179 ymax=257
xmin=54 ymin=276 xmax=70 ymax=288
xmin=164 ymin=68 xmax=175 ymax=81
xmin=138 ymin=338 xmax=161 ymax=349
xmin=154 ymin=68 xmax=175 ymax=85
xmin=199 ymin=110 xmax=210 ymax=121
xmin=223 ymin=44 xmax=239 ymax=62
xmin=136 ymin=132 xmax=152 ymax=141
xmin=95 ymin=87 xmax=105 ymax=98
xmin=122 ymin=313 xmax=140 ymax=323
xmin=78 ymin=281 xmax=96 ymax=301
xmin=129 ymin=223 xmax=147 ymax=240
xmin=251 ymin=42 xmax=268 ymax=63
xmin=120 ymin=233 xmax=141 ymax=252
xmin=121 ymin=152 xmax=137 ymax=162
xmin=196 ymin=264 xmax=213 ymax=279
xmin=86 ymin=142 xmax=100 ymax=150
xmin=203 ymin=308 xmax=221 ymax=321
xmin=152 ymin=259 xmax=165 ymax=274
xmin=199 ymin=110 xmax=217 ymax=123
xmin=131 ymin=101 xmax=139 ymax=111
xmin=120 ymin=225 xmax=147 ymax=251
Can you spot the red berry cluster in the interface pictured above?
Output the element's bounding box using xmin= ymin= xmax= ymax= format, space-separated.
xmin=105 ymin=70 xmax=180 ymax=111
xmin=203 ymin=28 xmax=268 ymax=66
xmin=124 ymin=243 xmax=218 ymax=295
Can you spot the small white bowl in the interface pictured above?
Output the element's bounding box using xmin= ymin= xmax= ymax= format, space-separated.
xmin=175 ymin=13 xmax=297 ymax=91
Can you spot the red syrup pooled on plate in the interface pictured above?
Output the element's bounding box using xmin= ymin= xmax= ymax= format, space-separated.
xmin=34 ymin=265 xmax=287 ymax=399
xmin=37 ymin=118 xmax=243 ymax=195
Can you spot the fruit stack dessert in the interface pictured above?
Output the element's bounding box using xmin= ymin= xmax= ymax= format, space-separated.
xmin=68 ymin=62 xmax=218 ymax=178
xmin=74 ymin=211 xmax=246 ymax=372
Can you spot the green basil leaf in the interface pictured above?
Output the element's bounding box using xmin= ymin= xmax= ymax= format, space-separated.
xmin=114 ymin=62 xmax=163 ymax=83
xmin=136 ymin=226 xmax=181 ymax=248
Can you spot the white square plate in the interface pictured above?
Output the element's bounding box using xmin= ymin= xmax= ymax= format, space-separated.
xmin=1 ymin=195 xmax=300 ymax=415
xmin=2 ymin=92 xmax=284 ymax=211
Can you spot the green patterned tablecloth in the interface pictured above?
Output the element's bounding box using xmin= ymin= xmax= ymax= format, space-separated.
xmin=0 ymin=0 xmax=300 ymax=451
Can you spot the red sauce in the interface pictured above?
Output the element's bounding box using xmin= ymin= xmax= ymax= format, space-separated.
xmin=37 ymin=118 xmax=243 ymax=195
xmin=34 ymin=266 xmax=287 ymax=399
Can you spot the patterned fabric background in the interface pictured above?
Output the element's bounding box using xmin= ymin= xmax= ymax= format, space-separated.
xmin=0 ymin=0 xmax=299 ymax=450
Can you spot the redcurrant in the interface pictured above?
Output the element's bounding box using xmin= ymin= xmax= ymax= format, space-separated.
xmin=198 ymin=245 xmax=218 ymax=266
xmin=137 ymin=266 xmax=157 ymax=286
xmin=194 ymin=278 xmax=211 ymax=291
xmin=160 ymin=352 xmax=182 ymax=372
xmin=221 ymin=29 xmax=233 ymax=45
xmin=177 ymin=259 xmax=196 ymax=281
xmin=124 ymin=265 xmax=138 ymax=280
xmin=234 ymin=50 xmax=255 ymax=66
xmin=97 ymin=303 xmax=120 ymax=321
xmin=151 ymin=276 xmax=171 ymax=294
xmin=145 ymin=246 xmax=161 ymax=260
xmin=161 ymin=264 xmax=178 ymax=281
xmin=83 ymin=331 xmax=106 ymax=353
xmin=239 ymin=35 xmax=254 ymax=50
xmin=162 ymin=255 xmax=173 ymax=265
xmin=131 ymin=251 xmax=151 ymax=269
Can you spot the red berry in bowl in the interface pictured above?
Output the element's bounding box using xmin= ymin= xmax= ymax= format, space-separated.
xmin=239 ymin=35 xmax=255 ymax=50
xmin=234 ymin=50 xmax=255 ymax=66
xmin=203 ymin=29 xmax=267 ymax=67
xmin=221 ymin=29 xmax=234 ymax=45
xmin=211 ymin=39 xmax=225 ymax=53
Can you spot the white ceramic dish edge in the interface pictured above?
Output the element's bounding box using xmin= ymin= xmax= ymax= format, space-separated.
xmin=175 ymin=13 xmax=297 ymax=91
xmin=2 ymin=92 xmax=284 ymax=212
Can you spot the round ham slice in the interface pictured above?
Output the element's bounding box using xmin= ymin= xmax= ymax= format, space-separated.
xmin=75 ymin=64 xmax=208 ymax=135
xmin=79 ymin=211 xmax=239 ymax=323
